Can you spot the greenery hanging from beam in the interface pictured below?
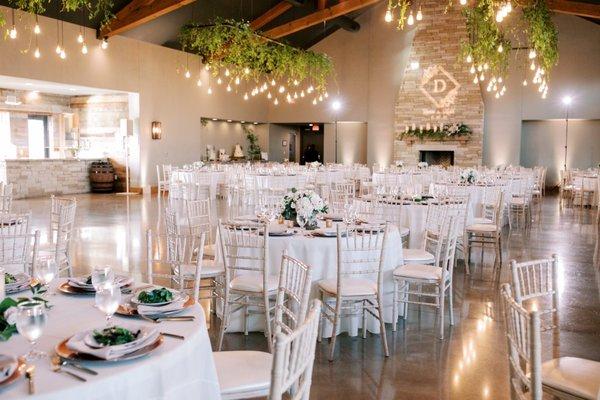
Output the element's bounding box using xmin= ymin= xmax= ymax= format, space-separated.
xmin=0 ymin=0 xmax=114 ymax=29
xmin=179 ymin=18 xmax=334 ymax=95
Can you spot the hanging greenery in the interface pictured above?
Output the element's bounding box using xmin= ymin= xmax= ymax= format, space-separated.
xmin=179 ymin=18 xmax=334 ymax=94
xmin=522 ymin=0 xmax=558 ymax=74
xmin=460 ymin=0 xmax=511 ymax=80
xmin=1 ymin=0 xmax=114 ymax=29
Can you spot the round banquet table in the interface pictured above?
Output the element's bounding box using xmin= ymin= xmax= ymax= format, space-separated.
xmin=170 ymin=170 xmax=224 ymax=198
xmin=0 ymin=280 xmax=221 ymax=400
xmin=249 ymin=174 xmax=305 ymax=190
xmin=219 ymin=221 xmax=404 ymax=338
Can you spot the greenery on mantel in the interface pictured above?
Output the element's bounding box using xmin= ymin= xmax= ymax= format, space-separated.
xmin=399 ymin=123 xmax=472 ymax=141
xmin=0 ymin=0 xmax=114 ymax=29
xmin=179 ymin=19 xmax=334 ymax=94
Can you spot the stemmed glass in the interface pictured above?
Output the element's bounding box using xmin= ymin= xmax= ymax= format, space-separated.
xmin=95 ymin=283 xmax=121 ymax=327
xmin=34 ymin=257 xmax=57 ymax=295
xmin=91 ymin=266 xmax=114 ymax=291
xmin=296 ymin=213 xmax=307 ymax=230
xmin=16 ymin=301 xmax=47 ymax=360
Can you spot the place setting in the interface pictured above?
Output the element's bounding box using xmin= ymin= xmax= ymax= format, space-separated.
xmin=58 ymin=266 xmax=133 ymax=296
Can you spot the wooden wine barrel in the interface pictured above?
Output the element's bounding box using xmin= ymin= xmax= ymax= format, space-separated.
xmin=89 ymin=161 xmax=115 ymax=192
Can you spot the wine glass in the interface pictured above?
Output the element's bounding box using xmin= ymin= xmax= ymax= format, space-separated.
xmin=91 ymin=266 xmax=114 ymax=291
xmin=16 ymin=301 xmax=47 ymax=360
xmin=95 ymin=283 xmax=121 ymax=326
xmin=35 ymin=257 xmax=57 ymax=291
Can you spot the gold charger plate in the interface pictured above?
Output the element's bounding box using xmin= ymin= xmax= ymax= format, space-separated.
xmin=0 ymin=358 xmax=25 ymax=389
xmin=58 ymin=282 xmax=132 ymax=296
xmin=116 ymin=296 xmax=195 ymax=316
xmin=55 ymin=335 xmax=164 ymax=363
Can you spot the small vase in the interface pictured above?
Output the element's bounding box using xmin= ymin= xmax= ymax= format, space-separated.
xmin=305 ymin=216 xmax=319 ymax=230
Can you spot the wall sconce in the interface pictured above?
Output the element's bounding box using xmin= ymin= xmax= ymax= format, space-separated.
xmin=151 ymin=121 xmax=162 ymax=140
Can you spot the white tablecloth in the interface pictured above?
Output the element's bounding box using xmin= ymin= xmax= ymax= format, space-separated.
xmin=170 ymin=170 xmax=224 ymax=198
xmin=220 ymin=222 xmax=404 ymax=337
xmin=0 ymin=280 xmax=221 ymax=400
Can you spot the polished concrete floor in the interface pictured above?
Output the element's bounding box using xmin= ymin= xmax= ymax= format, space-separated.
xmin=14 ymin=193 xmax=600 ymax=399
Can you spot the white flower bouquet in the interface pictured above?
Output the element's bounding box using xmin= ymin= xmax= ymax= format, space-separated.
xmin=460 ymin=168 xmax=479 ymax=185
xmin=395 ymin=160 xmax=404 ymax=168
xmin=281 ymin=188 xmax=328 ymax=228
xmin=417 ymin=161 xmax=428 ymax=169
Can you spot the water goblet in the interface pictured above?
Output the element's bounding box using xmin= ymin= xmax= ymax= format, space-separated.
xmin=91 ymin=266 xmax=114 ymax=291
xmin=16 ymin=301 xmax=47 ymax=360
xmin=95 ymin=283 xmax=121 ymax=326
xmin=34 ymin=257 xmax=57 ymax=292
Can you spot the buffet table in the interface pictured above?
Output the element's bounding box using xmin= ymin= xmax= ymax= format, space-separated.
xmin=0 ymin=280 xmax=221 ymax=400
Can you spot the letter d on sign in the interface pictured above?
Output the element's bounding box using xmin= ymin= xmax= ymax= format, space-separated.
xmin=433 ymin=79 xmax=447 ymax=93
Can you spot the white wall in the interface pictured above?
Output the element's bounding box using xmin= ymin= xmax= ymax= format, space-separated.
xmin=0 ymin=6 xmax=268 ymax=189
xmin=521 ymin=120 xmax=600 ymax=186
xmin=200 ymin=121 xmax=268 ymax=160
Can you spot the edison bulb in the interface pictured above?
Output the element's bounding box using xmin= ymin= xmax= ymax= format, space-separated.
xmin=300 ymin=90 xmax=305 ymax=98
xmin=497 ymin=44 xmax=503 ymax=53
xmin=34 ymin=24 xmax=41 ymax=35
xmin=185 ymin=70 xmax=191 ymax=79
xmin=470 ymin=65 xmax=476 ymax=74
xmin=271 ymin=79 xmax=276 ymax=86
xmin=416 ymin=8 xmax=423 ymax=21
xmin=312 ymin=98 xmax=317 ymax=105
xmin=34 ymin=47 xmax=40 ymax=58
xmin=9 ymin=26 xmax=17 ymax=39
xmin=244 ymin=93 xmax=249 ymax=100
xmin=498 ymin=77 xmax=503 ymax=83
xmin=226 ymin=85 xmax=232 ymax=92
xmin=278 ymin=85 xmax=285 ymax=93
xmin=244 ymin=67 xmax=250 ymax=74
xmin=60 ymin=49 xmax=66 ymax=59
xmin=495 ymin=92 xmax=500 ymax=99
xmin=267 ymin=92 xmax=272 ymax=99
xmin=217 ymin=77 xmax=222 ymax=85
xmin=224 ymin=69 xmax=230 ymax=77
xmin=473 ymin=76 xmax=478 ymax=84
xmin=483 ymin=63 xmax=489 ymax=70
xmin=477 ymin=65 xmax=483 ymax=72
xmin=522 ymin=79 xmax=527 ymax=86
xmin=235 ymin=77 xmax=240 ymax=85
xmin=81 ymin=44 xmax=88 ymax=54
xmin=101 ymin=39 xmax=108 ymax=49
xmin=207 ymin=87 xmax=212 ymax=95
xmin=205 ymin=64 xmax=210 ymax=71
xmin=530 ymin=61 xmax=535 ymax=70
xmin=495 ymin=12 xmax=503 ymax=23
xmin=55 ymin=45 xmax=61 ymax=54
xmin=196 ymin=78 xmax=202 ymax=87
xmin=407 ymin=11 xmax=414 ymax=26
xmin=384 ymin=9 xmax=393 ymax=22
xmin=466 ymin=54 xmax=472 ymax=63
xmin=274 ymin=98 xmax=279 ymax=105
xmin=479 ymin=73 xmax=485 ymax=81
xmin=460 ymin=0 xmax=467 ymax=4
xmin=77 ymin=33 xmax=84 ymax=43
xmin=528 ymin=49 xmax=536 ymax=59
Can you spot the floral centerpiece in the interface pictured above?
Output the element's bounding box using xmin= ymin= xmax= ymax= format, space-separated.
xmin=460 ymin=168 xmax=479 ymax=185
xmin=281 ymin=188 xmax=328 ymax=230
xmin=0 ymin=298 xmax=18 ymax=341
xmin=395 ymin=160 xmax=404 ymax=168
xmin=417 ymin=161 xmax=428 ymax=169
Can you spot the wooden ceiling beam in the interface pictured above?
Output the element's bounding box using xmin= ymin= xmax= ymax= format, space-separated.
xmin=547 ymin=0 xmax=600 ymax=19
xmin=264 ymin=0 xmax=381 ymax=39
xmin=99 ymin=0 xmax=196 ymax=38
xmin=250 ymin=1 xmax=294 ymax=30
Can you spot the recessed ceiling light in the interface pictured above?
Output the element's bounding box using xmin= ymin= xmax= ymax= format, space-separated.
xmin=253 ymin=122 xmax=258 ymax=125
xmin=227 ymin=119 xmax=232 ymax=122
xmin=212 ymin=118 xmax=217 ymax=121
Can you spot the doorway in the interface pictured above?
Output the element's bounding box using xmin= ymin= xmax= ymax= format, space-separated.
xmin=300 ymin=123 xmax=324 ymax=165
xmin=27 ymin=115 xmax=49 ymax=158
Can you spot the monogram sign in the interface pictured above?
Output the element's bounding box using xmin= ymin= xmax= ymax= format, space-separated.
xmin=419 ymin=65 xmax=461 ymax=119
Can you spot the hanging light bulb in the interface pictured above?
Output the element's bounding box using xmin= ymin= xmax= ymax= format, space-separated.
xmin=318 ymin=95 xmax=323 ymax=101
xmin=530 ymin=61 xmax=535 ymax=71
xmin=81 ymin=43 xmax=88 ymax=54
xmin=293 ymin=92 xmax=298 ymax=99
xmin=278 ymin=85 xmax=285 ymax=93
xmin=522 ymin=79 xmax=527 ymax=86
xmin=244 ymin=92 xmax=249 ymax=100
xmin=498 ymin=77 xmax=503 ymax=83
xmin=495 ymin=92 xmax=500 ymax=99
xmin=312 ymin=98 xmax=317 ymax=105
xmin=528 ymin=49 xmax=536 ymax=59
xmin=60 ymin=49 xmax=66 ymax=59
xmin=286 ymin=93 xmax=292 ymax=103
xmin=460 ymin=0 xmax=467 ymax=5
xmin=479 ymin=73 xmax=485 ymax=81
xmin=274 ymin=98 xmax=279 ymax=106
xmin=271 ymin=79 xmax=276 ymax=86
xmin=307 ymin=85 xmax=314 ymax=93
xmin=473 ymin=76 xmax=478 ymax=84
xmin=267 ymin=92 xmax=272 ymax=99
xmin=495 ymin=10 xmax=503 ymax=22
xmin=185 ymin=70 xmax=191 ymax=79
xmin=226 ymin=84 xmax=232 ymax=92
xmin=205 ymin=64 xmax=210 ymax=71
xmin=101 ymin=38 xmax=108 ymax=50
xmin=207 ymin=87 xmax=212 ymax=95
xmin=244 ymin=67 xmax=250 ymax=74
xmin=300 ymin=90 xmax=305 ymax=98
xmin=34 ymin=47 xmax=41 ymax=58
xmin=197 ymin=78 xmax=202 ymax=87
xmin=217 ymin=77 xmax=222 ymax=85
xmin=497 ymin=43 xmax=503 ymax=53
xmin=224 ymin=68 xmax=230 ymax=77
xmin=486 ymin=85 xmax=492 ymax=92
xmin=466 ymin=54 xmax=472 ymax=63
xmin=407 ymin=10 xmax=415 ymax=26
xmin=235 ymin=77 xmax=240 ymax=85
xmin=77 ymin=32 xmax=84 ymax=44
xmin=506 ymin=2 xmax=512 ymax=13
xmin=9 ymin=25 xmax=17 ymax=39
xmin=469 ymin=65 xmax=476 ymax=74
xmin=56 ymin=44 xmax=61 ymax=54
xmin=483 ymin=63 xmax=489 ymax=70
xmin=384 ymin=8 xmax=393 ymax=23
xmin=324 ymin=92 xmax=329 ymax=98
xmin=34 ymin=17 xmax=41 ymax=35
xmin=293 ymin=79 xmax=299 ymax=86
xmin=416 ymin=7 xmax=423 ymax=21
xmin=477 ymin=64 xmax=483 ymax=72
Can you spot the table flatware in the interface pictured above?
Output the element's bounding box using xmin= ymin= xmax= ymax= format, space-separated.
xmin=51 ymin=363 xmax=87 ymax=382
xmin=140 ymin=315 xmax=195 ymax=324
xmin=55 ymin=335 xmax=164 ymax=363
xmin=24 ymin=363 xmax=35 ymax=394
xmin=160 ymin=332 xmax=185 ymax=340
xmin=51 ymin=356 xmax=98 ymax=376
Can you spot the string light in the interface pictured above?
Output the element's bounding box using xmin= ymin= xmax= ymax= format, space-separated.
xmin=466 ymin=54 xmax=472 ymax=63
xmin=60 ymin=49 xmax=66 ymax=59
xmin=274 ymin=98 xmax=279 ymax=105
xmin=407 ymin=10 xmax=415 ymax=26
xmin=278 ymin=85 xmax=285 ymax=93
xmin=267 ymin=92 xmax=272 ymax=99
xmin=528 ymin=49 xmax=536 ymax=59
xmin=34 ymin=47 xmax=40 ymax=58
xmin=34 ymin=15 xmax=41 ymax=35
xmin=101 ymin=38 xmax=108 ymax=50
xmin=416 ymin=7 xmax=423 ymax=21
xmin=244 ymin=92 xmax=249 ymax=100
xmin=77 ymin=31 xmax=84 ymax=44
xmin=522 ymin=79 xmax=527 ymax=86
xmin=185 ymin=69 xmax=191 ymax=79
xmin=224 ymin=68 xmax=230 ymax=77
xmin=235 ymin=77 xmax=240 ymax=85
xmin=217 ymin=77 xmax=222 ymax=85
xmin=197 ymin=78 xmax=202 ymax=87
xmin=226 ymin=84 xmax=232 ymax=92
xmin=384 ymin=8 xmax=393 ymax=23
xmin=207 ymin=87 xmax=212 ymax=95
xmin=312 ymin=98 xmax=317 ymax=105
xmin=300 ymin=90 xmax=305 ymax=97
xmin=470 ymin=65 xmax=476 ymax=74
xmin=9 ymin=9 xmax=17 ymax=39
xmin=271 ymin=79 xmax=276 ymax=86
xmin=497 ymin=43 xmax=503 ymax=53
xmin=81 ymin=43 xmax=88 ymax=54
xmin=460 ymin=0 xmax=467 ymax=5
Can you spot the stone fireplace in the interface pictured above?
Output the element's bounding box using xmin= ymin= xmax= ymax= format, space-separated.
xmin=393 ymin=0 xmax=484 ymax=168
xmin=420 ymin=150 xmax=454 ymax=166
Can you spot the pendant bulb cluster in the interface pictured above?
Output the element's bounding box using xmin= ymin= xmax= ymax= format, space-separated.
xmin=384 ymin=1 xmax=423 ymax=28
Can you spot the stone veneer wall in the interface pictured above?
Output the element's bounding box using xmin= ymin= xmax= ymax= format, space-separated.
xmin=393 ymin=0 xmax=484 ymax=167
xmin=1 ymin=159 xmax=100 ymax=199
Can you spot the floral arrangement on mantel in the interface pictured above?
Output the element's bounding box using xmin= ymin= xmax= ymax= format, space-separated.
xmin=399 ymin=122 xmax=472 ymax=142
xmin=281 ymin=188 xmax=328 ymax=230
xmin=179 ymin=19 xmax=334 ymax=98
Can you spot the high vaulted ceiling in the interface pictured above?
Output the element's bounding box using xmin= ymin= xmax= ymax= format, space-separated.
xmin=0 ymin=0 xmax=598 ymax=51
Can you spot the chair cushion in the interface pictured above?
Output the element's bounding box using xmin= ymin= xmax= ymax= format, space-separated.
xmin=318 ymin=278 xmax=377 ymax=296
xmin=180 ymin=260 xmax=224 ymax=278
xmin=541 ymin=357 xmax=600 ymax=400
xmin=471 ymin=217 xmax=493 ymax=225
xmin=510 ymin=197 xmax=527 ymax=205
xmin=466 ymin=223 xmax=498 ymax=233
xmin=402 ymin=248 xmax=435 ymax=263
xmin=230 ymin=274 xmax=278 ymax=293
xmin=204 ymin=243 xmax=216 ymax=258
xmin=393 ymin=264 xmax=442 ymax=281
xmin=213 ymin=351 xmax=272 ymax=399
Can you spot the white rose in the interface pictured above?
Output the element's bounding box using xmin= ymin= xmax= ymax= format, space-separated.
xmin=4 ymin=306 xmax=17 ymax=325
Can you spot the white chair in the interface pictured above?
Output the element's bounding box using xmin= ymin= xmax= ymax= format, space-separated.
xmin=500 ymin=284 xmax=600 ymax=400
xmin=402 ymin=203 xmax=447 ymax=265
xmin=0 ymin=213 xmax=30 ymax=235
xmin=157 ymin=164 xmax=172 ymax=197
xmin=444 ymin=195 xmax=471 ymax=274
xmin=510 ymin=254 xmax=558 ymax=332
xmin=0 ymin=193 xmax=12 ymax=214
xmin=186 ymin=198 xmax=216 ymax=258
xmin=146 ymin=229 xmax=205 ymax=300
xmin=39 ymin=197 xmax=76 ymax=277
xmin=213 ymin=299 xmax=322 ymax=400
xmin=392 ymin=215 xmax=458 ymax=339
xmin=217 ymin=221 xmax=276 ymax=352
xmin=317 ymin=223 xmax=390 ymax=360
xmin=0 ymin=230 xmax=40 ymax=275
xmin=465 ymin=192 xmax=505 ymax=267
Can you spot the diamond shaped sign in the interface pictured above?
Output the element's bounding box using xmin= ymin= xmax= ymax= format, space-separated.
xmin=419 ymin=65 xmax=461 ymax=116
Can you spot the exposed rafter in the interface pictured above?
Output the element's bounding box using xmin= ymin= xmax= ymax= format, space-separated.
xmin=264 ymin=0 xmax=381 ymax=38
xmin=546 ymin=0 xmax=600 ymax=19
xmin=250 ymin=1 xmax=294 ymax=30
xmin=99 ymin=0 xmax=196 ymax=38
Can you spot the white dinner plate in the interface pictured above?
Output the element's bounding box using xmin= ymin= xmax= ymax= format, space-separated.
xmin=130 ymin=286 xmax=182 ymax=307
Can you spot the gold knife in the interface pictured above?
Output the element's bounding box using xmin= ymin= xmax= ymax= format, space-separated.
xmin=25 ymin=365 xmax=35 ymax=394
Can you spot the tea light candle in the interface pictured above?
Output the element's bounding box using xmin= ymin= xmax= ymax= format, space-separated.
xmin=325 ymin=219 xmax=333 ymax=228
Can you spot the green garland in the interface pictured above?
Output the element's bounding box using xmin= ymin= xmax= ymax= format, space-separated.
xmin=399 ymin=123 xmax=472 ymax=141
xmin=461 ymin=0 xmax=510 ymax=80
xmin=179 ymin=19 xmax=334 ymax=93
xmin=522 ymin=0 xmax=558 ymax=75
xmin=1 ymin=0 xmax=114 ymax=29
